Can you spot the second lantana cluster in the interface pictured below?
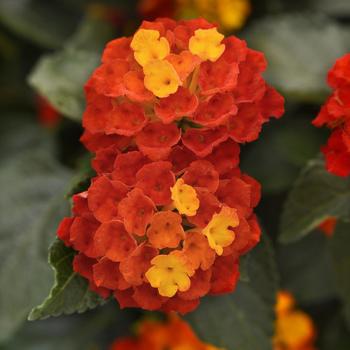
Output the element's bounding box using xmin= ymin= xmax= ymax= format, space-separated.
xmin=57 ymin=17 xmax=284 ymax=313
xmin=313 ymin=53 xmax=350 ymax=177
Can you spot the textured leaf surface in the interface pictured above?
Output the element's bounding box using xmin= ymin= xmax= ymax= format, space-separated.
xmin=0 ymin=0 xmax=77 ymax=48
xmin=330 ymin=221 xmax=350 ymax=330
xmin=187 ymin=235 xmax=278 ymax=350
xmin=280 ymin=157 xmax=350 ymax=243
xmin=242 ymin=117 xmax=325 ymax=194
xmin=0 ymin=116 xmax=71 ymax=341
xmin=245 ymin=14 xmax=350 ymax=102
xmin=28 ymin=240 xmax=106 ymax=321
xmin=28 ymin=17 xmax=114 ymax=120
xmin=278 ymin=232 xmax=336 ymax=303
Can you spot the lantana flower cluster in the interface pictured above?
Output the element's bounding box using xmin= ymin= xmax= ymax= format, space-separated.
xmin=58 ymin=17 xmax=284 ymax=313
xmin=274 ymin=292 xmax=316 ymax=350
xmin=110 ymin=315 xmax=221 ymax=350
xmin=313 ymin=53 xmax=350 ymax=177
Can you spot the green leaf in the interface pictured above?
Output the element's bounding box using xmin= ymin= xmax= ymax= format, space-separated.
xmin=244 ymin=14 xmax=350 ymax=103
xmin=320 ymin=313 xmax=350 ymax=350
xmin=278 ymin=232 xmax=336 ymax=304
xmin=28 ymin=240 xmax=105 ymax=321
xmin=0 ymin=0 xmax=77 ymax=48
xmin=186 ymin=235 xmax=278 ymax=350
xmin=28 ymin=16 xmax=114 ymax=121
xmin=310 ymin=0 xmax=350 ymax=16
xmin=0 ymin=117 xmax=72 ymax=342
xmin=279 ymin=157 xmax=350 ymax=243
xmin=330 ymin=220 xmax=350 ymax=330
xmin=2 ymin=305 xmax=137 ymax=350
xmin=241 ymin=117 xmax=325 ymax=194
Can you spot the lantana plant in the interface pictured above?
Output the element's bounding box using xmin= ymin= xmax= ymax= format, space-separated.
xmin=57 ymin=17 xmax=284 ymax=313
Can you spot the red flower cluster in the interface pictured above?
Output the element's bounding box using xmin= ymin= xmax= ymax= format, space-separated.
xmin=313 ymin=53 xmax=350 ymax=177
xmin=110 ymin=315 xmax=220 ymax=350
xmin=58 ymin=18 xmax=284 ymax=313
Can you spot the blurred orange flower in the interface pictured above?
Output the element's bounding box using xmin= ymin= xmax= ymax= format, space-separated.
xmin=274 ymin=291 xmax=317 ymax=350
xmin=110 ymin=315 xmax=223 ymax=350
xmin=139 ymin=0 xmax=251 ymax=32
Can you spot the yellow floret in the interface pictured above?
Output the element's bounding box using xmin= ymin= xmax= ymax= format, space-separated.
xmin=143 ymin=59 xmax=181 ymax=98
xmin=145 ymin=254 xmax=194 ymax=297
xmin=203 ymin=206 xmax=239 ymax=255
xmin=171 ymin=178 xmax=200 ymax=216
xmin=131 ymin=29 xmax=170 ymax=67
xmin=189 ymin=27 xmax=225 ymax=62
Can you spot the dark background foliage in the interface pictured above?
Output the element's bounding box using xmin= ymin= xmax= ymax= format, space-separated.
xmin=0 ymin=0 xmax=349 ymax=349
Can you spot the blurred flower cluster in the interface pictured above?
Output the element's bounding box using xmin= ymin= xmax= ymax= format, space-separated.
xmin=313 ymin=54 xmax=350 ymax=177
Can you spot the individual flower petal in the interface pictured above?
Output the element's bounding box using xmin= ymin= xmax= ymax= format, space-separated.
xmin=72 ymin=192 xmax=94 ymax=220
xmin=181 ymin=231 xmax=216 ymax=270
xmin=80 ymin=130 xmax=131 ymax=153
xmin=88 ymin=59 xmax=129 ymax=97
xmin=88 ymin=175 xmax=129 ymax=223
xmin=92 ymin=144 xmax=120 ymax=174
xmin=118 ymin=188 xmax=156 ymax=236
xmin=73 ymin=253 xmax=111 ymax=299
xmin=178 ymin=268 xmax=212 ymax=301
xmin=198 ymin=58 xmax=239 ymax=95
xmin=234 ymin=61 xmax=266 ymax=103
xmin=321 ymin=129 xmax=350 ymax=177
xmin=171 ymin=178 xmax=199 ymax=216
xmin=205 ymin=139 xmax=240 ymax=175
xmin=135 ymin=161 xmax=175 ymax=205
xmin=123 ymin=70 xmax=154 ymax=102
xmin=168 ymin=145 xmax=197 ymax=174
xmin=94 ymin=220 xmax=137 ymax=262
xmin=182 ymin=160 xmax=220 ymax=193
xmin=114 ymin=288 xmax=139 ymax=309
xmin=327 ymin=53 xmax=350 ymax=88
xmin=194 ymin=93 xmax=237 ymax=127
xmin=102 ymin=37 xmax=132 ymax=62
xmin=143 ymin=59 xmax=181 ymax=98
xmin=203 ymin=205 xmax=239 ymax=255
xmin=259 ymin=84 xmax=285 ymax=120
xmin=166 ymin=51 xmax=201 ymax=81
xmin=228 ymin=103 xmax=264 ymax=143
xmin=210 ymin=254 xmax=239 ymax=294
xmin=112 ymin=151 xmax=149 ymax=186
xmin=160 ymin=296 xmax=200 ymax=314
xmin=131 ymin=29 xmax=170 ymax=67
xmin=146 ymin=211 xmax=185 ymax=249
xmin=189 ymin=28 xmax=225 ymax=62
xmin=154 ymin=87 xmax=198 ymax=124
xmin=119 ymin=244 xmax=158 ymax=286
xmin=132 ymin=283 xmax=167 ymax=310
xmin=105 ymin=102 xmax=147 ymax=136
xmin=82 ymin=92 xmax=112 ymax=134
xmin=187 ymin=189 xmax=221 ymax=228
xmin=145 ymin=253 xmax=194 ymax=297
xmin=57 ymin=217 xmax=74 ymax=246
xmin=135 ymin=122 xmax=181 ymax=160
xmin=221 ymin=36 xmax=247 ymax=64
xmin=70 ymin=217 xmax=100 ymax=258
xmin=216 ymin=177 xmax=253 ymax=218
xmin=93 ymin=257 xmax=130 ymax=290
xmin=182 ymin=126 xmax=229 ymax=157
